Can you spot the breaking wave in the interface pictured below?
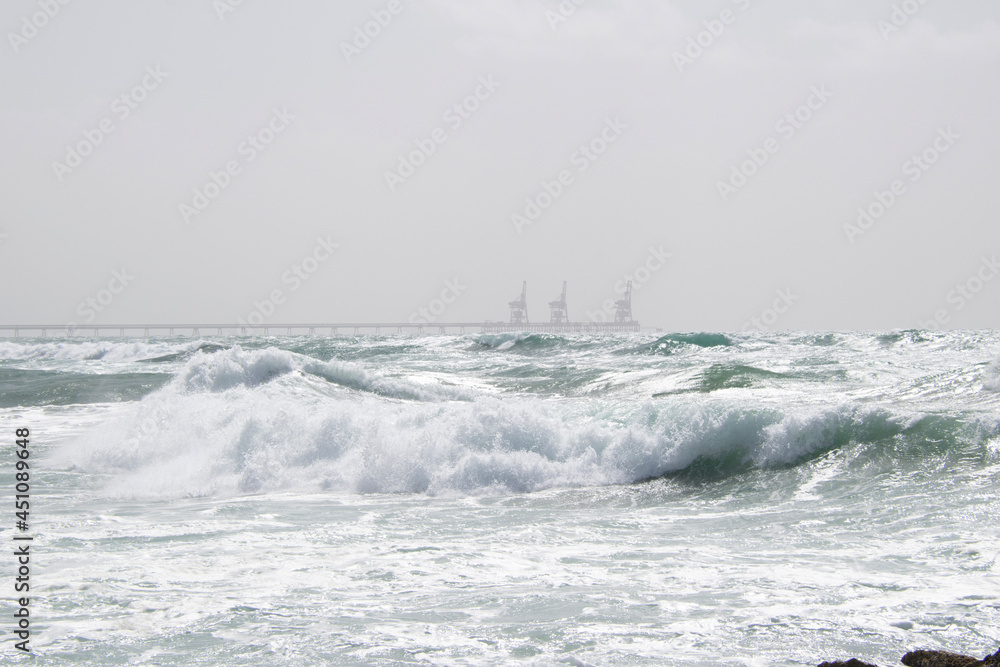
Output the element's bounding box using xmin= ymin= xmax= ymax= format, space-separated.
xmin=53 ymin=346 xmax=998 ymax=499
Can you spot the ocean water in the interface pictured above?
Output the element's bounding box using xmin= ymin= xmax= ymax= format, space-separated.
xmin=1 ymin=331 xmax=999 ymax=666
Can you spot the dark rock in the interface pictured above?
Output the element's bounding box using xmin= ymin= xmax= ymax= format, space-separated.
xmin=815 ymin=648 xmax=1000 ymax=667
xmin=901 ymin=650 xmax=982 ymax=667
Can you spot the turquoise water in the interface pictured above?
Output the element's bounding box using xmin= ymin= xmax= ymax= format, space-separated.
xmin=1 ymin=332 xmax=999 ymax=665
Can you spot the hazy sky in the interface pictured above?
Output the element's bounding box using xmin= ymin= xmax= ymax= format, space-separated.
xmin=2 ymin=0 xmax=999 ymax=331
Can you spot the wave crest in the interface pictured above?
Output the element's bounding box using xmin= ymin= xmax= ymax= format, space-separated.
xmin=171 ymin=345 xmax=471 ymax=402
xmin=56 ymin=381 xmax=986 ymax=499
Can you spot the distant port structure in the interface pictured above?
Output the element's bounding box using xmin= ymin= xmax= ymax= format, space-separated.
xmin=0 ymin=282 xmax=639 ymax=337
xmin=479 ymin=281 xmax=639 ymax=333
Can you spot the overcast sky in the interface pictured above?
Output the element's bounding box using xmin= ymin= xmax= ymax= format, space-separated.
xmin=2 ymin=0 xmax=999 ymax=331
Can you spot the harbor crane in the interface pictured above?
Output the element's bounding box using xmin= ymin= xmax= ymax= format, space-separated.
xmin=549 ymin=281 xmax=568 ymax=324
xmin=508 ymin=281 xmax=529 ymax=324
xmin=614 ymin=281 xmax=634 ymax=323
xmin=2 ymin=278 xmax=642 ymax=337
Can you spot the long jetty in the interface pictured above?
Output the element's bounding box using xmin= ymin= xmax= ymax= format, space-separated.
xmin=0 ymin=321 xmax=641 ymax=338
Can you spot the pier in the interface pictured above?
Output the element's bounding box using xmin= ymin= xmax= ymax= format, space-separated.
xmin=0 ymin=321 xmax=640 ymax=338
xmin=0 ymin=280 xmax=643 ymax=337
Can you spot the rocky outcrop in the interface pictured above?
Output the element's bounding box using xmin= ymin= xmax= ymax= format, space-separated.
xmin=902 ymin=649 xmax=1000 ymax=667
xmin=817 ymin=648 xmax=1000 ymax=667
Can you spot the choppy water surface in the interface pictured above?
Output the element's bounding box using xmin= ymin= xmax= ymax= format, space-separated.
xmin=1 ymin=331 xmax=998 ymax=665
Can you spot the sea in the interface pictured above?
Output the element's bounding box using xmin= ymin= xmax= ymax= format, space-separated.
xmin=1 ymin=330 xmax=998 ymax=666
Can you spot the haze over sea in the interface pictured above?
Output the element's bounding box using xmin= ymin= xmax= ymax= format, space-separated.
xmin=2 ymin=330 xmax=998 ymax=665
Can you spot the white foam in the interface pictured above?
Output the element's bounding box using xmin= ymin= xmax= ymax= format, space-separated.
xmin=45 ymin=344 xmax=977 ymax=499
xmin=53 ymin=392 xmax=895 ymax=500
xmin=0 ymin=339 xmax=208 ymax=363
xmin=172 ymin=345 xmax=473 ymax=401
xmin=984 ymin=356 xmax=1000 ymax=391
xmin=174 ymin=345 xmax=296 ymax=392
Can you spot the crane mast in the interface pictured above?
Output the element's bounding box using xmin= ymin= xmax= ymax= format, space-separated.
xmin=614 ymin=281 xmax=633 ymax=323
xmin=486 ymin=281 xmax=638 ymax=332
xmin=549 ymin=281 xmax=568 ymax=324
xmin=508 ymin=281 xmax=528 ymax=324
